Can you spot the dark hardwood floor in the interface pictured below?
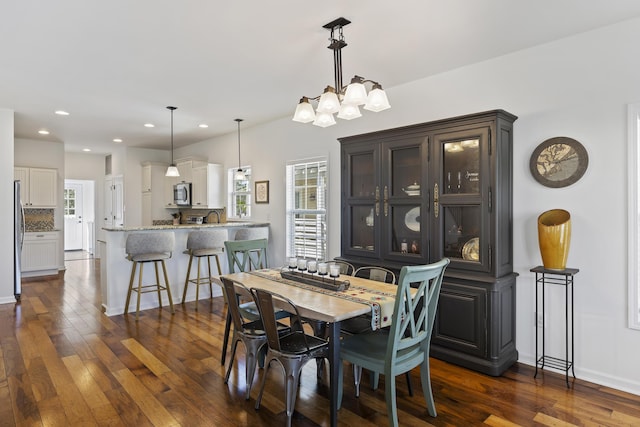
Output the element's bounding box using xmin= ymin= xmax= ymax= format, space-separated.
xmin=2 ymin=259 xmax=639 ymax=426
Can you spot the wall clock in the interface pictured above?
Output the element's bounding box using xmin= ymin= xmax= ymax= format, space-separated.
xmin=529 ymin=137 xmax=588 ymax=188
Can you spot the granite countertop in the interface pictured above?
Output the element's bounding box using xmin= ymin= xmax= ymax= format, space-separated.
xmin=102 ymin=221 xmax=269 ymax=232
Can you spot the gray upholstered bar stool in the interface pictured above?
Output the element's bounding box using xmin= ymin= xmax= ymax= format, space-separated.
xmin=182 ymin=229 xmax=228 ymax=310
xmin=233 ymin=227 xmax=268 ymax=241
xmin=124 ymin=232 xmax=175 ymax=320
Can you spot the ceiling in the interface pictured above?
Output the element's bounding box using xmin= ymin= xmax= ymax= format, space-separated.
xmin=3 ymin=1 xmax=640 ymax=154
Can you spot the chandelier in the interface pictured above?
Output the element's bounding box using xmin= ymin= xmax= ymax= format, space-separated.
xmin=292 ymin=17 xmax=390 ymax=128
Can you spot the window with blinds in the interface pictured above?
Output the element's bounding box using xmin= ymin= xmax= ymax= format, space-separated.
xmin=286 ymin=159 xmax=328 ymax=260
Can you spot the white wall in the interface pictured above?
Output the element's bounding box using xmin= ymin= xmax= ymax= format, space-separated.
xmin=0 ymin=109 xmax=15 ymax=304
xmin=174 ymin=18 xmax=640 ymax=395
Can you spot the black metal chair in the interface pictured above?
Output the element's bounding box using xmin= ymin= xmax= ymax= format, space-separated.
xmin=220 ymin=238 xmax=290 ymax=366
xmin=219 ymin=239 xmax=268 ymax=365
xmin=251 ymin=288 xmax=329 ymax=427
xmin=220 ymin=277 xmax=289 ymax=400
xmin=353 ymin=265 xmax=396 ymax=284
xmin=332 ymin=259 xmax=355 ymax=276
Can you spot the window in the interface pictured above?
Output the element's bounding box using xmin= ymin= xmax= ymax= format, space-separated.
xmin=286 ymin=158 xmax=328 ymax=260
xmin=628 ymin=103 xmax=640 ymax=330
xmin=228 ymin=167 xmax=252 ymax=218
xmin=64 ymin=188 xmax=76 ymax=216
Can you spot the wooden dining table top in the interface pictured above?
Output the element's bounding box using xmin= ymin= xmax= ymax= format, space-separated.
xmin=222 ymin=270 xmax=400 ymax=324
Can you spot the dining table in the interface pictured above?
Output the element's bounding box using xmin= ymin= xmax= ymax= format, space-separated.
xmin=221 ymin=268 xmax=402 ymax=427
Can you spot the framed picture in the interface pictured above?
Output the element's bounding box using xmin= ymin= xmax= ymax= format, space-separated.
xmin=255 ymin=180 xmax=269 ymax=203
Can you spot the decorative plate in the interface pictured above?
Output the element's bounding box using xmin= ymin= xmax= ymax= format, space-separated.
xmin=404 ymin=207 xmax=420 ymax=232
xmin=529 ymin=137 xmax=588 ymax=188
xmin=462 ymin=237 xmax=480 ymax=261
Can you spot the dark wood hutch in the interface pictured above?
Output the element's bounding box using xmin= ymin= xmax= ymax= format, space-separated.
xmin=337 ymin=109 xmax=518 ymax=376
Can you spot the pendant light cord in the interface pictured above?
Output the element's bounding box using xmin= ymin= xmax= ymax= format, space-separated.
xmin=235 ymin=118 xmax=243 ymax=171
xmin=167 ymin=106 xmax=177 ymax=165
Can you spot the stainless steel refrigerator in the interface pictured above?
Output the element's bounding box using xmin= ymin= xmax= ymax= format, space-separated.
xmin=14 ymin=180 xmax=24 ymax=301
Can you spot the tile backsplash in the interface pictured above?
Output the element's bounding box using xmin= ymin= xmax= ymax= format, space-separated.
xmin=24 ymin=208 xmax=55 ymax=231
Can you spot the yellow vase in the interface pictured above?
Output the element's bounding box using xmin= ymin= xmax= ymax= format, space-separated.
xmin=537 ymin=209 xmax=571 ymax=270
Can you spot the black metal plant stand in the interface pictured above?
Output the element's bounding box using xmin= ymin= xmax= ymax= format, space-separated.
xmin=531 ymin=265 xmax=578 ymax=388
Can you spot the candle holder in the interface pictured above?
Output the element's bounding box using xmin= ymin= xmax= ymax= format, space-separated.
xmin=288 ymin=257 xmax=297 ymax=272
xmin=329 ymin=263 xmax=340 ymax=285
xmin=317 ymin=262 xmax=328 ymax=282
xmin=307 ymin=260 xmax=317 ymax=275
xmin=297 ymin=259 xmax=307 ymax=275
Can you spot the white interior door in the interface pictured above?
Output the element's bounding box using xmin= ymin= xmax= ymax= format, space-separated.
xmin=64 ymin=183 xmax=83 ymax=250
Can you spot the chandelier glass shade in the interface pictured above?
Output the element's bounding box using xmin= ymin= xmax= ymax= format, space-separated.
xmin=292 ymin=17 xmax=390 ymax=127
xmin=165 ymin=106 xmax=180 ymax=177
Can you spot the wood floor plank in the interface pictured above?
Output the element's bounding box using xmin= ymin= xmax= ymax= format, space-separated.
xmin=25 ymin=297 xmax=48 ymax=315
xmin=484 ymin=414 xmax=523 ymax=426
xmin=61 ymin=355 xmax=112 ymax=409
xmin=120 ymin=338 xmax=171 ymax=377
xmin=111 ymin=368 xmax=179 ymax=427
xmin=2 ymin=258 xmax=640 ymax=427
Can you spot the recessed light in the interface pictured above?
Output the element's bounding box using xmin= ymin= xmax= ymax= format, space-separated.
xmin=113 ymin=138 xmax=123 ymax=143
xmin=38 ymin=129 xmax=50 ymax=135
xmin=144 ymin=123 xmax=155 ymax=128
xmin=55 ymin=110 xmax=70 ymax=116
xmin=82 ymin=148 xmax=91 ymax=152
xmin=198 ymin=124 xmax=209 ymax=128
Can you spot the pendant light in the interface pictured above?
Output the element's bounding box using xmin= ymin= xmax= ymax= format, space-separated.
xmin=234 ymin=118 xmax=246 ymax=180
xmin=292 ymin=17 xmax=390 ymax=127
xmin=165 ymin=106 xmax=180 ymax=177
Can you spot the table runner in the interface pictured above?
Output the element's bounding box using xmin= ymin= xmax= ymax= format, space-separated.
xmin=249 ymin=269 xmax=397 ymax=330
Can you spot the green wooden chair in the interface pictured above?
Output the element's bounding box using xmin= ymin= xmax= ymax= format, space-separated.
xmin=338 ymin=258 xmax=450 ymax=427
xmin=225 ymin=238 xmax=269 ymax=273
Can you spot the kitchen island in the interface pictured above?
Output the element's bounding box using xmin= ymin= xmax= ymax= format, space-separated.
xmin=99 ymin=222 xmax=269 ymax=316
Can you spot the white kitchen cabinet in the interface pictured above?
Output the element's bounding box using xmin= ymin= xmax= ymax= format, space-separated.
xmin=104 ymin=175 xmax=124 ymax=228
xmin=142 ymin=164 xmax=152 ymax=192
xmin=141 ymin=162 xmax=170 ymax=225
xmin=192 ymin=163 xmax=224 ymax=209
xmin=14 ymin=167 xmax=57 ymax=207
xmin=22 ymin=231 xmax=60 ymax=276
xmin=176 ymin=159 xmax=207 ymax=184
xmin=142 ymin=192 xmax=152 ymax=225
xmin=164 ymin=175 xmax=177 ymax=207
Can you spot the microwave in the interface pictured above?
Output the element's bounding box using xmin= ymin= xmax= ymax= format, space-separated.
xmin=174 ymin=182 xmax=192 ymax=206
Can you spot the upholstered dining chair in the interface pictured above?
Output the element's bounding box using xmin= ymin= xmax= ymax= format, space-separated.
xmin=338 ymin=258 xmax=450 ymax=427
xmin=220 ymin=277 xmax=289 ymax=400
xmin=251 ymin=287 xmax=329 ymax=427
